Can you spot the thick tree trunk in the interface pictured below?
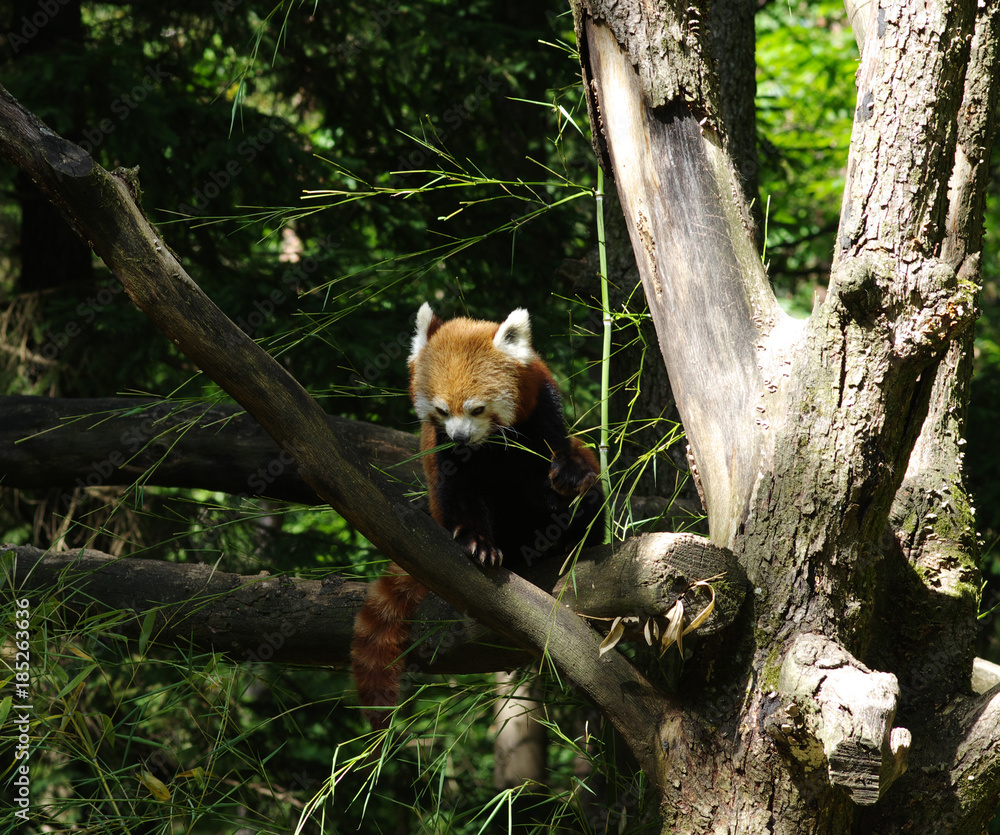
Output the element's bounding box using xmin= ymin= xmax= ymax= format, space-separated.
xmin=574 ymin=0 xmax=1000 ymax=831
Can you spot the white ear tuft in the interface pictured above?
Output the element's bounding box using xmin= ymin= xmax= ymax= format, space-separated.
xmin=493 ymin=308 xmax=534 ymax=364
xmin=409 ymin=302 xmax=435 ymax=363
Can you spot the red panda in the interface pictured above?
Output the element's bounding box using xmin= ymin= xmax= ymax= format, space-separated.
xmin=351 ymin=303 xmax=604 ymax=728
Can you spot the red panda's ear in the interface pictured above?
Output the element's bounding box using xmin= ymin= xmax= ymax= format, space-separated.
xmin=494 ymin=308 xmax=534 ymax=364
xmin=410 ymin=302 xmax=443 ymax=363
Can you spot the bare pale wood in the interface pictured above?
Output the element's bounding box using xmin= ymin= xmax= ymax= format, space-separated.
xmin=581 ymin=17 xmax=802 ymax=548
xmin=774 ymin=633 xmax=910 ymax=805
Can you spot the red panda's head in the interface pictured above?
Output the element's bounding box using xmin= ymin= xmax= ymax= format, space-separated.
xmin=408 ymin=302 xmax=536 ymax=447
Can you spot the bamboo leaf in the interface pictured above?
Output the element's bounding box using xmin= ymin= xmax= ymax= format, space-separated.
xmin=138 ymin=609 xmax=157 ymax=657
xmin=661 ymin=600 xmax=685 ymax=657
xmin=683 ymin=581 xmax=717 ymax=635
xmin=138 ymin=769 xmax=171 ymax=801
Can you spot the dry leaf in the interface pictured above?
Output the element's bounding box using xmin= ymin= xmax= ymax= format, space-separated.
xmin=599 ymin=616 xmax=627 ymax=656
xmin=594 ymin=577 xmax=719 ymax=659
xmin=643 ymin=616 xmax=659 ymax=646
xmin=661 ymin=599 xmax=686 ymax=656
xmin=682 ymin=580 xmax=716 ymax=635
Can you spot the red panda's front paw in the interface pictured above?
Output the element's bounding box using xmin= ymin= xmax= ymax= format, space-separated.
xmin=453 ymin=526 xmax=504 ymax=568
xmin=549 ymin=441 xmax=600 ymax=498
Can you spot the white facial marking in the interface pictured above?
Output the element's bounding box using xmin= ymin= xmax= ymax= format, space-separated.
xmin=491 ymin=394 xmax=516 ymax=428
xmin=413 ymin=391 xmax=435 ymax=422
xmin=443 ymin=400 xmax=493 ymax=446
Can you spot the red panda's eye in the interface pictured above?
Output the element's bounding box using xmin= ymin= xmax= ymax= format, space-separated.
xmin=470 ymin=406 xmax=485 ymax=417
xmin=435 ymin=407 xmax=448 ymax=417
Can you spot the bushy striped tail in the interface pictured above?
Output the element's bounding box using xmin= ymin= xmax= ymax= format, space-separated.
xmin=351 ymin=563 xmax=430 ymax=730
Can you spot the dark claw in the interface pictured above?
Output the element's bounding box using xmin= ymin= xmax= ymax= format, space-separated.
xmin=453 ymin=527 xmax=503 ymax=568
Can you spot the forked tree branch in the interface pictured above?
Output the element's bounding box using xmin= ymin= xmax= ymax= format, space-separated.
xmin=571 ymin=0 xmax=998 ymax=829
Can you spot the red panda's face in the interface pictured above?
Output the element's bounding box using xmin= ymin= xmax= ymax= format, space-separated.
xmin=409 ymin=304 xmax=535 ymax=447
xmin=422 ymin=394 xmax=510 ymax=447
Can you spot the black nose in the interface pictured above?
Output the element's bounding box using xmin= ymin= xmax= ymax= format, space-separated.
xmin=452 ymin=430 xmax=471 ymax=446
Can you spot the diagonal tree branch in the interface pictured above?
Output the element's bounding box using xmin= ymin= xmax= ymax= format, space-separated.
xmin=0 ymin=83 xmax=677 ymax=787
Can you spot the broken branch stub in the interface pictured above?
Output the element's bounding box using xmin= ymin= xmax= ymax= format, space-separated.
xmin=773 ymin=632 xmax=911 ymax=805
xmin=544 ymin=532 xmax=746 ymax=631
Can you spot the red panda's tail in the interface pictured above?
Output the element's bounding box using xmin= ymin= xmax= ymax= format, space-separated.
xmin=351 ymin=562 xmax=430 ymax=730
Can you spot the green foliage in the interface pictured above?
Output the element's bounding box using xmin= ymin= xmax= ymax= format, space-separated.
xmin=756 ymin=0 xmax=858 ymax=313
xmin=0 ymin=578 xmax=661 ymax=833
xmin=970 ymin=172 xmax=1000 ymax=692
xmin=0 ymin=579 xmax=362 ymax=833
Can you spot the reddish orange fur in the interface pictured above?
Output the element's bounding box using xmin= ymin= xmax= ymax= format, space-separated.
xmin=352 ymin=313 xmax=525 ymax=728
xmin=513 ymin=360 xmax=548 ymax=423
xmin=350 ymin=564 xmax=430 ymax=729
xmin=351 ymin=306 xmax=601 ymax=729
xmin=409 ymin=317 xmax=526 ymax=428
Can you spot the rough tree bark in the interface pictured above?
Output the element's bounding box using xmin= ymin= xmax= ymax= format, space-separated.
xmin=573 ymin=0 xmax=999 ymax=832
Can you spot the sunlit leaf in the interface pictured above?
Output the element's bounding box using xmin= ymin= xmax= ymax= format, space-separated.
xmin=682 ymin=580 xmax=717 ymax=635
xmin=660 ymin=600 xmax=686 ymax=657
xmin=137 ymin=770 xmax=171 ymax=801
